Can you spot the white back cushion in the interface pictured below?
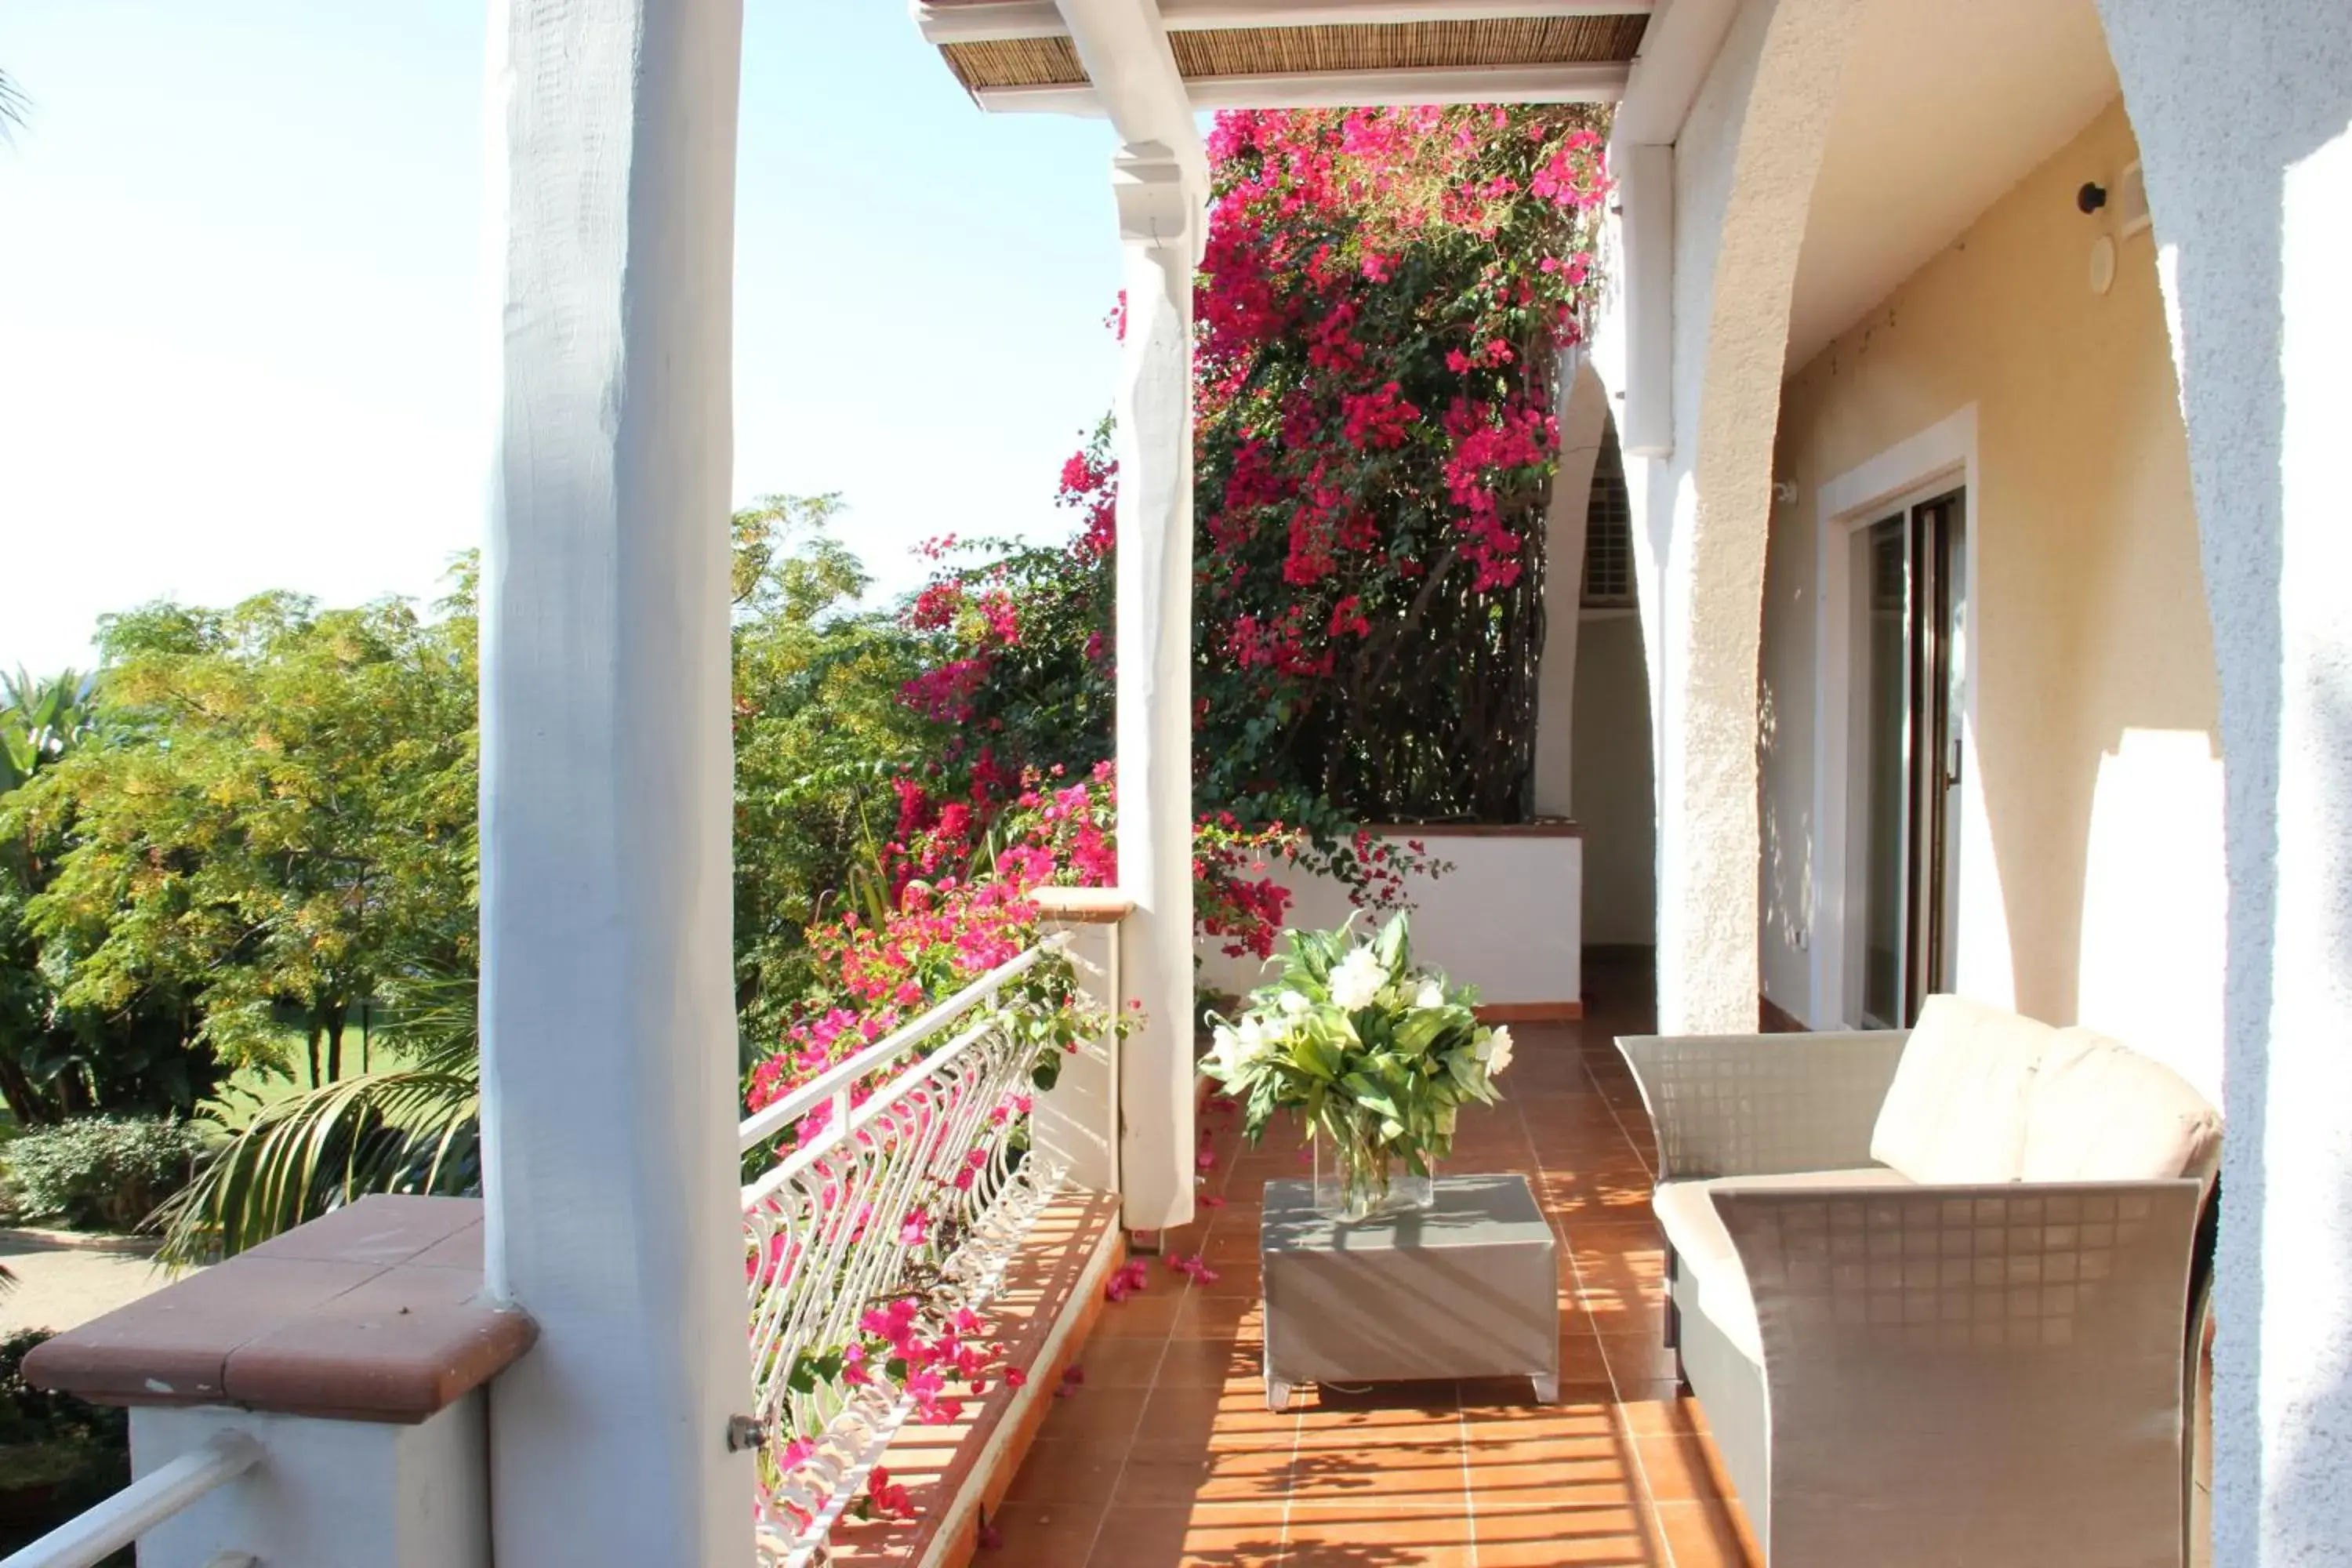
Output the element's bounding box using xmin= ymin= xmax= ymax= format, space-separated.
xmin=1870 ymin=994 xmax=2057 ymax=1183
xmin=2022 ymin=1025 xmax=2222 ymax=1185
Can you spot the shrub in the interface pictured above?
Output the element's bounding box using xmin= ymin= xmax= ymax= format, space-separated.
xmin=1 ymin=1116 xmax=204 ymax=1232
xmin=0 ymin=1329 xmax=132 ymax=1559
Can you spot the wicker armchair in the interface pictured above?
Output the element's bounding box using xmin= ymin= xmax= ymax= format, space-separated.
xmin=1617 ymin=997 xmax=2219 ymax=1567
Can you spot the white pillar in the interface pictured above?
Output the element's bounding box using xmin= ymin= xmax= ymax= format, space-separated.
xmin=477 ymin=3 xmax=753 ymax=1566
xmin=1111 ymin=141 xmax=1199 ymax=1236
xmin=2093 ymin=4 xmax=2352 ymax=1561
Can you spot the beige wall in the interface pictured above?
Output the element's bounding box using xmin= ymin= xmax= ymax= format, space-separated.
xmin=1760 ymin=100 xmax=2223 ymax=1092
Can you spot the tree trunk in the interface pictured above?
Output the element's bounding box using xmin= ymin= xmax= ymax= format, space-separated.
xmin=306 ymin=1022 xmax=322 ymax=1089
xmin=54 ymin=1061 xmax=94 ymax=1116
xmin=325 ymin=1000 xmax=348 ymax=1084
xmin=0 ymin=1052 xmax=57 ymax=1127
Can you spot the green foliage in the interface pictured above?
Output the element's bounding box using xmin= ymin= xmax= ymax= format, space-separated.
xmin=1 ymin=666 xmax=220 ymax=1127
xmin=14 ymin=589 xmax=478 ymax=1091
xmin=1 ymin=1115 xmax=205 ymax=1231
xmin=730 ymin=495 xmax=939 ymax=1037
xmin=152 ymin=965 xmax=481 ymax=1265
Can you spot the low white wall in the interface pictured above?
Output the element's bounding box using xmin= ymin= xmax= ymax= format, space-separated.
xmin=1198 ymin=829 xmax=1583 ymax=1011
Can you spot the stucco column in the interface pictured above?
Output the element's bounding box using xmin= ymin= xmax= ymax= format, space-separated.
xmin=1111 ymin=142 xmax=1199 ymax=1236
xmin=477 ymin=3 xmax=753 ymax=1566
xmin=2095 ymin=5 xmax=2352 ymax=1563
xmin=1592 ymin=0 xmax=1861 ymax=1036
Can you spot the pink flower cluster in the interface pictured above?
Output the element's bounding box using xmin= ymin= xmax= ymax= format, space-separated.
xmin=1186 ymin=103 xmax=1610 ymax=729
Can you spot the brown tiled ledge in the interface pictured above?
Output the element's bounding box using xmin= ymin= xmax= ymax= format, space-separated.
xmin=1031 ymin=887 xmax=1135 ymax=924
xmin=23 ymin=1195 xmax=536 ymax=1425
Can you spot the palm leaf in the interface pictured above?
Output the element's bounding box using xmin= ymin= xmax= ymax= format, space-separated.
xmin=154 ymin=965 xmax=482 ymax=1265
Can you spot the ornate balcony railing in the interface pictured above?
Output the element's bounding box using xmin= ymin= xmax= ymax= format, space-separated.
xmin=739 ymin=933 xmax=1086 ymax=1566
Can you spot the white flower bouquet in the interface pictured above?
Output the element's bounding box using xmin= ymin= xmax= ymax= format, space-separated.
xmin=1203 ymin=911 xmax=1513 ymax=1220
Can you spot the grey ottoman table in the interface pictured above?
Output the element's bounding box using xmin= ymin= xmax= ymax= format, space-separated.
xmin=1259 ymin=1173 xmax=1559 ymax=1411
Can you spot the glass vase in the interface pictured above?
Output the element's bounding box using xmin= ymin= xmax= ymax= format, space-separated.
xmin=1312 ymin=1125 xmax=1435 ymax=1222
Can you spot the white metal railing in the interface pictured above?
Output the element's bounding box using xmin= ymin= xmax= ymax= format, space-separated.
xmin=740 ymin=934 xmax=1083 ymax=1566
xmin=0 ymin=1431 xmax=262 ymax=1568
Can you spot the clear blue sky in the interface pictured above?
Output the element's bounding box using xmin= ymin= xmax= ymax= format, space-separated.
xmin=0 ymin=1 xmax=1125 ymax=673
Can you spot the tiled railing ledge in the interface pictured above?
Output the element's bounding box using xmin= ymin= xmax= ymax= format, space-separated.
xmin=25 ymin=1195 xmax=533 ymax=1421
xmin=1029 ymin=887 xmax=1136 ymax=924
xmin=20 ymin=1195 xmax=535 ymax=1568
xmin=825 ymin=1191 xmax=1127 ymax=1567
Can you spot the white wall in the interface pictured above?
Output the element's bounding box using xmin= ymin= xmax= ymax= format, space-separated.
xmin=1572 ymin=612 xmax=1656 ymax=948
xmin=1197 ymin=831 xmax=1583 ymax=1011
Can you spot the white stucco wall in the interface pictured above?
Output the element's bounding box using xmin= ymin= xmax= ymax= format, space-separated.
xmin=1572 ymin=612 xmax=1657 ymax=949
xmin=1196 ymin=831 xmax=1583 ymax=1011
xmin=2092 ymin=4 xmax=2352 ymax=1562
xmin=1532 ymin=362 xmax=1613 ymax=818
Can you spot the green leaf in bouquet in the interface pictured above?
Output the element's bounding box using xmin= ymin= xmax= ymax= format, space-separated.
xmin=1392 ymin=1007 xmax=1457 ymax=1058
xmin=1341 ymin=1073 xmax=1401 ymax=1123
xmin=1373 ymin=909 xmax=1410 ymax=975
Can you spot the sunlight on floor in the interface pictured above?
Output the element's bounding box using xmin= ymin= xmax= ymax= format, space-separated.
xmin=980 ymin=977 xmax=1764 ymax=1567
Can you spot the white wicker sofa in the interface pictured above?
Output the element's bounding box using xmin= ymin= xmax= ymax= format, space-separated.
xmin=1617 ymin=996 xmax=2220 ymax=1567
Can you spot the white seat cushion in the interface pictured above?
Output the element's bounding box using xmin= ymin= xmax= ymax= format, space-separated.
xmin=1654 ymin=1168 xmax=1916 ymax=1364
xmin=1869 ymin=994 xmax=2058 ymax=1183
xmin=2021 ymin=1025 xmax=2222 ymax=1185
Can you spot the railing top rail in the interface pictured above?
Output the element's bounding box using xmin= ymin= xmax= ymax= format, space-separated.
xmin=736 ymin=931 xmax=1070 ymax=1154
xmin=0 ymin=1430 xmax=261 ymax=1568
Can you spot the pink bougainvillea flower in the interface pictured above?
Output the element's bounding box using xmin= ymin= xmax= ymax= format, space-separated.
xmin=1201 ymin=1194 xmax=1228 ymax=1209
xmin=1105 ymin=1258 xmax=1153 ymax=1303
xmin=978 ymin=1521 xmax=1004 ymax=1552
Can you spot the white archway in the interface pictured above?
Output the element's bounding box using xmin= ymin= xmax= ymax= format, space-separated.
xmin=1589 ymin=0 xmax=1868 ymax=1033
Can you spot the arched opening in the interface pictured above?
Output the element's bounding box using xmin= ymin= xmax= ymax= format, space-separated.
xmin=1568 ymin=412 xmax=1658 ymax=997
xmin=1760 ymin=0 xmax=2223 ymax=1094
xmin=1746 ymin=0 xmax=2232 ymax=1559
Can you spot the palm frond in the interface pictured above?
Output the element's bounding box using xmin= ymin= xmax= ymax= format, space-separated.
xmin=153 ymin=1067 xmax=481 ymax=1265
xmin=154 ymin=963 xmax=483 ymax=1265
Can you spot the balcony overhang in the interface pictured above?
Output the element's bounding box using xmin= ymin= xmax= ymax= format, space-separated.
xmin=914 ymin=0 xmax=1648 ymax=114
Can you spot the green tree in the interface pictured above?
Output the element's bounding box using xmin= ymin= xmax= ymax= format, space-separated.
xmin=155 ymin=506 xmax=927 ymax=1258
xmin=729 ymin=495 xmax=937 ymax=1040
xmin=19 ymin=590 xmax=477 ymax=1091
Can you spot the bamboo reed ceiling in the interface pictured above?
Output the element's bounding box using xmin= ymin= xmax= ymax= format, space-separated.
xmin=939 ymin=15 xmax=1650 ymax=93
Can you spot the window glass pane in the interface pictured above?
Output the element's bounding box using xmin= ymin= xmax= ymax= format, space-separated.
xmin=1859 ymin=517 xmax=1907 ymax=1027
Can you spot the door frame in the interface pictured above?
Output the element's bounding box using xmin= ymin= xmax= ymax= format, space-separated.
xmin=1807 ymin=405 xmax=1980 ymax=1029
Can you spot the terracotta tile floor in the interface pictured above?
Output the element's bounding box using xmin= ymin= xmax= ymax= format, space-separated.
xmin=989 ymin=973 xmax=1766 ymax=1567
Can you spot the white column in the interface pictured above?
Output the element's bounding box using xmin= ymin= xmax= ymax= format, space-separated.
xmin=2094 ymin=4 xmax=2352 ymax=1561
xmin=477 ymin=4 xmax=753 ymax=1566
xmin=1111 ymin=142 xmax=1200 ymax=1236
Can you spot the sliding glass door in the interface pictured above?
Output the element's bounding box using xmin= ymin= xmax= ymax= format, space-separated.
xmin=1850 ymin=488 xmax=1965 ymax=1029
